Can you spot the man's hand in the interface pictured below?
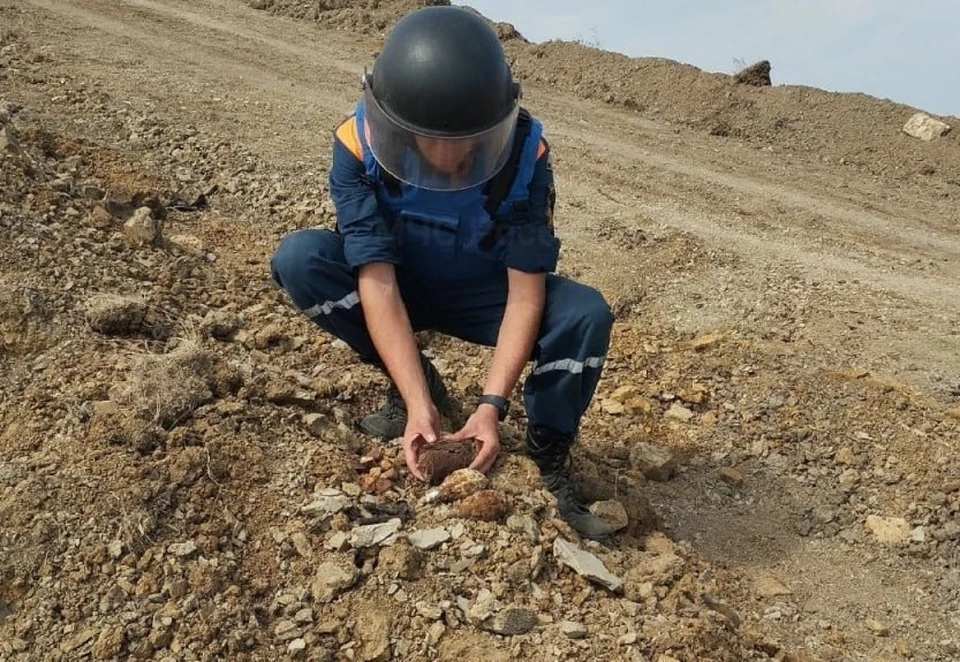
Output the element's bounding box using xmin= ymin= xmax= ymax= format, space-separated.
xmin=402 ymin=403 xmax=441 ymax=481
xmin=448 ymin=404 xmax=501 ymax=474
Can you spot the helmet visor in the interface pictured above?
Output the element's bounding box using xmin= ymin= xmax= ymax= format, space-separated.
xmin=362 ymin=84 xmax=520 ymax=192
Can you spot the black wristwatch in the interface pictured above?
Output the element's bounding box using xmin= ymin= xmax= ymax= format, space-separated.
xmin=477 ymin=394 xmax=509 ymax=421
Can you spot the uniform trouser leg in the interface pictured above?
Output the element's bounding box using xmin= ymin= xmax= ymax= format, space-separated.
xmin=268 ymin=228 xmax=433 ymax=364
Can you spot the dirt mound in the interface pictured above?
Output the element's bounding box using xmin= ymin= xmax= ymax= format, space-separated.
xmin=244 ymin=0 xmax=528 ymax=42
xmin=245 ymin=0 xmax=450 ymax=34
xmin=505 ymin=39 xmax=960 ymax=184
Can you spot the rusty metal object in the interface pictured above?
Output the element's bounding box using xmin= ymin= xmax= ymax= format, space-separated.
xmin=417 ymin=437 xmax=480 ymax=485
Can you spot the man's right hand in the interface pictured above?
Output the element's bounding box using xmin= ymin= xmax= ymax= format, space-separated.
xmin=401 ymin=402 xmax=441 ymax=482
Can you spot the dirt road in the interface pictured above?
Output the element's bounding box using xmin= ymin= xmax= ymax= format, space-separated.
xmin=2 ymin=0 xmax=959 ymax=660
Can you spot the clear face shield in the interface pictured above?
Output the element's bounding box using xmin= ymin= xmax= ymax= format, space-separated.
xmin=361 ymin=72 xmax=521 ymax=192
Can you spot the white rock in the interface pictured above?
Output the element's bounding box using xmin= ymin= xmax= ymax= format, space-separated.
xmin=122 ymin=207 xmax=160 ymax=246
xmin=588 ymin=501 xmax=629 ymax=532
xmin=287 ymin=638 xmax=306 ymax=657
xmin=553 ymin=538 xmax=623 ymax=592
xmin=407 ymin=528 xmax=451 ymax=551
xmin=169 ymin=540 xmax=197 ymax=558
xmin=866 ymin=515 xmax=910 ymax=544
xmin=630 ymin=442 xmax=676 ymax=482
xmin=300 ymin=493 xmax=352 ymax=519
xmin=311 ymin=562 xmax=357 ymax=603
xmin=561 ymin=621 xmax=587 ymax=639
xmin=348 ymin=518 xmax=402 ymax=548
xmin=665 ymin=403 xmax=695 ymax=422
xmin=107 ymin=540 xmax=124 ymax=560
xmin=903 ymin=112 xmax=951 ymax=141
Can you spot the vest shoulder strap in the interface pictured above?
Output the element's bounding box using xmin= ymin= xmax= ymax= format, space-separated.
xmin=478 ymin=107 xmax=544 ymax=251
xmin=482 ymin=107 xmax=533 ymax=218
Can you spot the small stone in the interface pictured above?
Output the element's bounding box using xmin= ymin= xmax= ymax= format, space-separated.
xmin=481 ymin=606 xmax=539 ymax=636
xmin=60 ymin=628 xmax=96 ymax=653
xmin=690 ymin=331 xmax=724 ymax=350
xmin=644 ymin=531 xmax=676 ymax=556
xmin=610 ymin=385 xmax=640 ymax=403
xmin=312 ymin=562 xmax=358 ymax=603
xmin=354 ymin=609 xmax=392 ymax=662
xmin=910 ymin=526 xmax=927 ymax=543
xmin=274 ymin=620 xmax=300 ymax=641
xmin=665 ymin=403 xmax=695 ymax=422
xmin=506 ymin=514 xmax=539 ymax=542
xmin=624 ymin=396 xmax=654 ymax=415
xmin=290 ymin=532 xmax=312 ymax=559
xmin=301 ymin=491 xmax=352 ymax=519
xmin=602 ymin=399 xmax=625 ymax=415
xmin=561 ymin=621 xmax=587 ymax=639
xmin=903 ymin=112 xmax=951 ymax=141
xmin=287 ymin=638 xmax=307 ymax=658
xmin=630 ymin=442 xmax=676 ymax=481
xmin=618 ymin=632 xmax=638 ymax=645
xmin=427 ymin=621 xmax=445 ymax=646
xmin=294 ymin=608 xmax=314 ymax=624
xmin=169 ymin=541 xmax=197 ymax=558
xmin=588 ymin=500 xmax=629 ymax=532
xmin=378 ymin=544 xmax=424 ymax=581
xmin=107 ymin=540 xmax=124 ymax=560
xmin=92 ymin=626 xmax=124 ymax=659
xmin=718 ymin=467 xmax=744 ymax=487
xmin=415 ymin=602 xmax=443 ymax=620
xmin=553 ymin=538 xmax=623 ymax=592
xmin=835 ymin=447 xmax=857 ymax=465
xmin=462 ymin=543 xmax=485 ymax=558
xmin=407 ymin=528 xmax=451 ymax=551
xmin=754 ymin=576 xmax=792 ymax=598
xmin=866 ymin=515 xmax=910 ymax=544
xmin=866 ymin=618 xmax=890 ymax=636
xmin=348 ymin=519 xmax=402 ymax=548
xmin=325 ymin=531 xmax=350 ymax=552
xmin=122 ymin=206 xmax=161 ymax=245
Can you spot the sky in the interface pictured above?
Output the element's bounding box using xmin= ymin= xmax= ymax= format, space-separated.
xmin=456 ymin=0 xmax=960 ymax=118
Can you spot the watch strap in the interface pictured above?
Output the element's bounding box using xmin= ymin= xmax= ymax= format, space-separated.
xmin=477 ymin=394 xmax=509 ymax=420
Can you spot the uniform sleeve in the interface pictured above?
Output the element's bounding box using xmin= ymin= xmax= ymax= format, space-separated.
xmin=327 ymin=137 xmax=401 ymax=270
xmin=502 ymin=140 xmax=561 ymax=273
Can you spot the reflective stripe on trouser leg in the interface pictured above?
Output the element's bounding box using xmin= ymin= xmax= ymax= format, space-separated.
xmin=523 ymin=276 xmax=614 ymax=438
xmin=269 ymin=228 xmax=379 ymax=361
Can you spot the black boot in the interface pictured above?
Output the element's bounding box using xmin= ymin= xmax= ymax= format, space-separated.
xmin=359 ymin=353 xmax=459 ymax=439
xmin=526 ymin=426 xmax=619 ymax=541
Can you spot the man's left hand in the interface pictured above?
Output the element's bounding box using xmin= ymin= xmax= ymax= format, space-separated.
xmin=448 ymin=404 xmax=501 ymax=474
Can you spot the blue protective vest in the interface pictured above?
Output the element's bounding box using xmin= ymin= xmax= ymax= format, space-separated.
xmin=352 ymin=100 xmax=545 ymax=282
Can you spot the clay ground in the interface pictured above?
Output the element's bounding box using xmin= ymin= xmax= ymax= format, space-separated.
xmin=1 ymin=1 xmax=959 ymax=661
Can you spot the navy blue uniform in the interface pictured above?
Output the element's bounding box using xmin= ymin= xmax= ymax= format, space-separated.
xmin=270 ymin=102 xmax=613 ymax=438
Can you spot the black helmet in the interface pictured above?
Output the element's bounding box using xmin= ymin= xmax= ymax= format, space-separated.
xmin=360 ymin=6 xmax=523 ymax=191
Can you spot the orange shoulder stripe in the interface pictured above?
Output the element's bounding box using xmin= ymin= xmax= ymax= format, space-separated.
xmin=536 ymin=138 xmax=548 ymax=160
xmin=334 ymin=115 xmax=363 ymax=160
